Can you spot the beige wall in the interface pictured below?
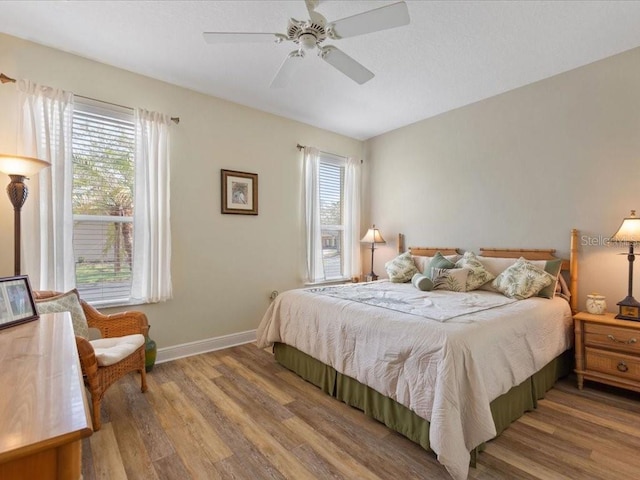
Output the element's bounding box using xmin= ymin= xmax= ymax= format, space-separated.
xmin=4 ymin=32 xmax=640 ymax=346
xmin=366 ymin=46 xmax=640 ymax=311
xmin=0 ymin=33 xmax=363 ymax=348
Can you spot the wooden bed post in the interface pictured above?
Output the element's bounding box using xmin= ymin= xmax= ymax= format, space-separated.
xmin=570 ymin=228 xmax=579 ymax=314
xmin=398 ymin=233 xmax=405 ymax=254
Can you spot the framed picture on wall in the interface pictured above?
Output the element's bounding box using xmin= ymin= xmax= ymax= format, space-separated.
xmin=0 ymin=275 xmax=39 ymax=330
xmin=221 ymin=169 xmax=258 ymax=215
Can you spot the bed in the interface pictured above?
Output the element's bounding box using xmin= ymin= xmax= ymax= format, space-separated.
xmin=256 ymin=229 xmax=579 ymax=480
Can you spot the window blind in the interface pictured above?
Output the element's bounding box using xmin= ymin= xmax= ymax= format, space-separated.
xmin=319 ymin=159 xmax=345 ymax=280
xmin=72 ymin=103 xmax=135 ymax=303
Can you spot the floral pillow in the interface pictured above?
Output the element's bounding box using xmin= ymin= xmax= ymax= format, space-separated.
xmin=432 ymin=267 xmax=469 ymax=292
xmin=385 ymin=252 xmax=419 ymax=283
xmin=455 ymin=251 xmax=495 ymax=291
xmin=477 ymin=256 xmax=562 ymax=298
xmin=492 ymin=257 xmax=555 ymax=299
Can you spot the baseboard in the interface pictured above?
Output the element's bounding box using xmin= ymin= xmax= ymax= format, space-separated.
xmin=155 ymin=329 xmax=257 ymax=364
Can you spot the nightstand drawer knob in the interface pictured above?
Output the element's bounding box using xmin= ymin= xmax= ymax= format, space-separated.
xmin=617 ymin=361 xmax=629 ymax=372
xmin=607 ymin=334 xmax=637 ymax=345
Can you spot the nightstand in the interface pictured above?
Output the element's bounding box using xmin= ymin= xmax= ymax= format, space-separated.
xmin=574 ymin=311 xmax=640 ymax=393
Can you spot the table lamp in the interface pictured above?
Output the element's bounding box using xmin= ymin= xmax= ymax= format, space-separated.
xmin=611 ymin=210 xmax=640 ymax=321
xmin=361 ymin=224 xmax=386 ymax=281
xmin=0 ymin=154 xmax=50 ymax=275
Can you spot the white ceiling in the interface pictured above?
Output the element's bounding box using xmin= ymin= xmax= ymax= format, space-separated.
xmin=2 ymin=1 xmax=640 ymax=140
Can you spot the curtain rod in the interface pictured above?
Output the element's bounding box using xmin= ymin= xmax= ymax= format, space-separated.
xmin=297 ymin=143 xmax=363 ymax=164
xmin=1 ymin=72 xmax=180 ymax=124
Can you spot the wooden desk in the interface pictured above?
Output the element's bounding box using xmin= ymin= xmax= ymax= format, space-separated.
xmin=0 ymin=312 xmax=92 ymax=479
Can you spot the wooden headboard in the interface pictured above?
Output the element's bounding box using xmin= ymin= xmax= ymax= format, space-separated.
xmin=397 ymin=234 xmax=460 ymax=257
xmin=407 ymin=246 xmax=460 ymax=257
xmin=398 ymin=229 xmax=579 ymax=314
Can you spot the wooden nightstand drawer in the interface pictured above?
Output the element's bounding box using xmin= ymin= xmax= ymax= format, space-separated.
xmin=584 ymin=323 xmax=640 ymax=354
xmin=585 ymin=347 xmax=640 ymax=382
xmin=574 ymin=311 xmax=640 ymax=393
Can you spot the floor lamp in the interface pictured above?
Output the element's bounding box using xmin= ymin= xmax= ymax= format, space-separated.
xmin=611 ymin=210 xmax=640 ymax=321
xmin=361 ymin=224 xmax=386 ymax=281
xmin=0 ymin=154 xmax=50 ymax=276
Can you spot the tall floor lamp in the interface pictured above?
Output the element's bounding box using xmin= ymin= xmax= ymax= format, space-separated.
xmin=0 ymin=154 xmax=50 ymax=276
xmin=361 ymin=224 xmax=386 ymax=281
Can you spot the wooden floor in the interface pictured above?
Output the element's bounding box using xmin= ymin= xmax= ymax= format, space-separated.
xmin=81 ymin=344 xmax=640 ymax=480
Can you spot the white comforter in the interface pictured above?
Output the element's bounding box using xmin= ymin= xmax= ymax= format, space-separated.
xmin=256 ymin=281 xmax=573 ymax=480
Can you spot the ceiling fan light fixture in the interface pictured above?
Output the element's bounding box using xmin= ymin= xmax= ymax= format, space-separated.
xmin=298 ymin=32 xmax=317 ymax=49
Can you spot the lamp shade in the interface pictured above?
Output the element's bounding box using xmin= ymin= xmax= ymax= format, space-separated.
xmin=611 ymin=210 xmax=640 ymax=244
xmin=361 ymin=225 xmax=386 ymax=244
xmin=0 ymin=154 xmax=50 ymax=177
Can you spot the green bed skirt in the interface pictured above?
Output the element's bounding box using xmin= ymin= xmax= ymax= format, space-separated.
xmin=274 ymin=342 xmax=573 ymax=455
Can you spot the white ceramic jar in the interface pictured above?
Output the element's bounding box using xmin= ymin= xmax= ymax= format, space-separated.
xmin=586 ymin=293 xmax=607 ymax=315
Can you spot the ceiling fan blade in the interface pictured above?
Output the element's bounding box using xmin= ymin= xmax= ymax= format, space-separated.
xmin=203 ymin=32 xmax=283 ymax=44
xmin=270 ymin=51 xmax=305 ymax=88
xmin=320 ymin=46 xmax=374 ymax=85
xmin=328 ymin=1 xmax=410 ymax=39
xmin=305 ymin=0 xmax=319 ymax=16
xmin=305 ymin=0 xmax=328 ymax=25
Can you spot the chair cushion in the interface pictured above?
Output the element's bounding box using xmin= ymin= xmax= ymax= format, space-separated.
xmin=90 ymin=334 xmax=145 ymax=367
xmin=35 ymin=289 xmax=90 ymax=339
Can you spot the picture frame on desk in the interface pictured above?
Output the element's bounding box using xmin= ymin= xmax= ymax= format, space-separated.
xmin=0 ymin=275 xmax=38 ymax=330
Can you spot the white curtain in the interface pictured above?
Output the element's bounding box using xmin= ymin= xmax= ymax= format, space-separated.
xmin=17 ymin=80 xmax=75 ymax=291
xmin=131 ymin=108 xmax=172 ymax=303
xmin=303 ymin=146 xmax=324 ymax=283
xmin=344 ymin=156 xmax=361 ymax=279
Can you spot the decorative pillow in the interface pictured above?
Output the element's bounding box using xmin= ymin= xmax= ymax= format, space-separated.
xmin=426 ymin=252 xmax=457 ymax=279
xmin=432 ymin=267 xmax=469 ymax=292
xmin=537 ymin=259 xmax=562 ymax=299
xmin=477 ymin=256 xmax=562 ymax=298
xmin=412 ymin=254 xmax=460 ymax=274
xmin=455 ymin=252 xmax=495 ymax=291
xmin=477 ymin=256 xmax=519 ymax=292
xmin=411 ymin=273 xmax=434 ymax=291
xmin=492 ymin=258 xmax=554 ymax=300
xmin=35 ymin=289 xmax=89 ymax=339
xmin=385 ymin=252 xmax=419 ymax=283
xmin=412 ymin=255 xmax=432 ymax=274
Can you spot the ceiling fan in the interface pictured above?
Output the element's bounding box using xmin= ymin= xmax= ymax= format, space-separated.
xmin=203 ymin=0 xmax=410 ymax=88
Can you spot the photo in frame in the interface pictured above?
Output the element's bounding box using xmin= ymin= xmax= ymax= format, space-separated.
xmin=0 ymin=275 xmax=39 ymax=330
xmin=221 ymin=169 xmax=258 ymax=215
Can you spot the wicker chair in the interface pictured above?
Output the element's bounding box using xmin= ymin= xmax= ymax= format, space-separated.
xmin=34 ymin=290 xmax=148 ymax=431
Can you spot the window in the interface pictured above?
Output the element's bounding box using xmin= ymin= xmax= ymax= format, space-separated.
xmin=319 ymin=155 xmax=346 ymax=280
xmin=304 ymin=147 xmax=360 ymax=285
xmin=72 ymin=101 xmax=135 ymax=304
